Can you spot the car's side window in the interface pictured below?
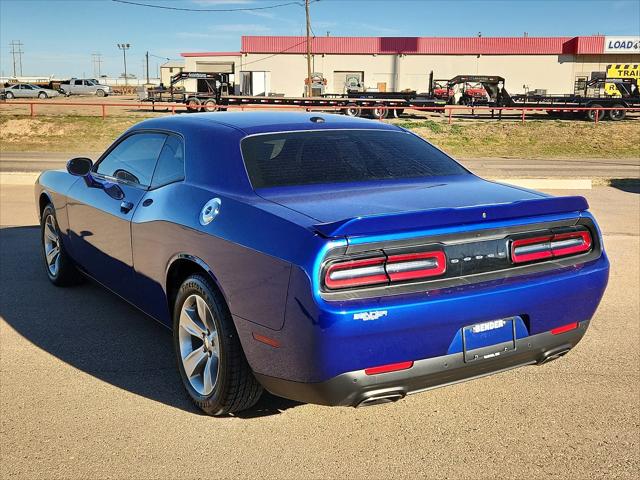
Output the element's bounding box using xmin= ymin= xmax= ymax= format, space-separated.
xmin=95 ymin=133 xmax=167 ymax=188
xmin=151 ymin=135 xmax=185 ymax=189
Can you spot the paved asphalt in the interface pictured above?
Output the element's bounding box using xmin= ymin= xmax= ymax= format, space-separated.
xmin=1 ymin=150 xmax=639 ymax=179
xmin=0 ymin=184 xmax=638 ymax=479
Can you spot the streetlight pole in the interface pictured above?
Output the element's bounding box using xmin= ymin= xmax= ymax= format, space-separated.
xmin=117 ymin=43 xmax=131 ymax=85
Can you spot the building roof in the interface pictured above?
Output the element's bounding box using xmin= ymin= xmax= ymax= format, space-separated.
xmin=241 ymin=35 xmax=605 ymax=55
xmin=181 ymin=35 xmax=608 ymax=57
xmin=180 ymin=51 xmax=241 ymax=57
xmin=161 ymin=60 xmax=185 ymax=68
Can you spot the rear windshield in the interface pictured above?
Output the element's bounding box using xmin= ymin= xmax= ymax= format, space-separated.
xmin=241 ymin=130 xmax=468 ymax=189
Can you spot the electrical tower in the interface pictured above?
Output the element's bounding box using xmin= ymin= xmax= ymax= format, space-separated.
xmin=9 ymin=40 xmax=24 ymax=77
xmin=92 ymin=53 xmax=103 ymax=78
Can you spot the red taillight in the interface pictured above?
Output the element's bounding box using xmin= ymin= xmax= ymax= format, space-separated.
xmin=386 ymin=251 xmax=447 ymax=281
xmin=324 ymin=250 xmax=447 ymax=290
xmin=510 ymin=235 xmax=553 ymax=263
xmin=364 ymin=361 xmax=414 ymax=375
xmin=511 ymin=230 xmax=592 ymax=264
xmin=551 ymin=231 xmax=592 ymax=257
xmin=551 ymin=322 xmax=579 ymax=335
xmin=324 ymin=256 xmax=387 ymax=290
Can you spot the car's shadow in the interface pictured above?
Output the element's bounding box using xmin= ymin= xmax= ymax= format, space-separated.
xmin=0 ymin=226 xmax=302 ymax=417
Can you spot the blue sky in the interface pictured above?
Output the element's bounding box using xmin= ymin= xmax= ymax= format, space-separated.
xmin=1 ymin=0 xmax=639 ymax=78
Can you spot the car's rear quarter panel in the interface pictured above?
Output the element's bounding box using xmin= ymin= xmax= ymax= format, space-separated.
xmin=238 ymin=211 xmax=609 ymax=383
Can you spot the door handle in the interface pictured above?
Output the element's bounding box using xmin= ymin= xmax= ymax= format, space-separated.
xmin=120 ymin=201 xmax=134 ymax=213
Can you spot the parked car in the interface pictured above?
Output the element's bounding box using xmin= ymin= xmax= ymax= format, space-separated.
xmin=35 ymin=112 xmax=609 ymax=415
xmin=3 ymin=83 xmax=60 ymax=99
xmin=59 ymin=78 xmax=110 ymax=96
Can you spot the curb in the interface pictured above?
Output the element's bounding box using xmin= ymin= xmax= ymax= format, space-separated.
xmin=1 ymin=172 xmax=40 ymax=185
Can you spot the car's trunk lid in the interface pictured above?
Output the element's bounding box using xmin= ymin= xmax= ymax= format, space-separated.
xmin=256 ymin=176 xmax=589 ymax=238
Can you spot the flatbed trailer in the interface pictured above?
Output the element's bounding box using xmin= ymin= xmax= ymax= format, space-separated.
xmin=145 ymin=71 xmax=445 ymax=118
xmin=506 ymin=79 xmax=640 ymax=121
xmin=440 ymin=75 xmax=640 ymax=120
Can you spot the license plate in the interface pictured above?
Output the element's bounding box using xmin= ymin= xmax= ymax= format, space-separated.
xmin=463 ymin=318 xmax=516 ymax=362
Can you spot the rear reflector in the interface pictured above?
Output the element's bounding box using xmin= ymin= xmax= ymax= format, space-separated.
xmin=365 ymin=361 xmax=414 ymax=375
xmin=550 ymin=322 xmax=579 ymax=335
xmin=511 ymin=230 xmax=592 ymax=264
xmin=252 ymin=332 xmax=281 ymax=348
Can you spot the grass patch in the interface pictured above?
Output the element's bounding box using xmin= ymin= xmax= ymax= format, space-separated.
xmin=393 ymin=118 xmax=640 ymax=159
xmin=1 ymin=114 xmax=638 ymax=160
xmin=0 ymin=115 xmax=153 ymax=152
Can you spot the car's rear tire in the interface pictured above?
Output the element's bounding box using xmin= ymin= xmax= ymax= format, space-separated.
xmin=96 ymin=89 xmax=106 ymax=97
xmin=6 ymin=91 xmax=14 ymax=99
xmin=173 ymin=274 xmax=262 ymax=416
xmin=41 ymin=204 xmax=83 ymax=286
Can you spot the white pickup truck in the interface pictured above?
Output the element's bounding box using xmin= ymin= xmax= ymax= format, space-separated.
xmin=60 ymin=78 xmax=111 ymax=97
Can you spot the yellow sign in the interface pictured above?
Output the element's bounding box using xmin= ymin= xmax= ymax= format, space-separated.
xmin=605 ymin=64 xmax=639 ymax=96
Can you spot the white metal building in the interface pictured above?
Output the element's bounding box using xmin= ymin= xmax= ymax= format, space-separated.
xmin=180 ymin=35 xmax=640 ymax=97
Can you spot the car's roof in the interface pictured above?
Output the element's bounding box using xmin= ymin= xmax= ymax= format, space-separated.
xmin=131 ymin=111 xmax=402 ymax=136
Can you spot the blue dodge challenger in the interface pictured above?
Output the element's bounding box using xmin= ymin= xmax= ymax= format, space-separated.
xmin=35 ymin=112 xmax=609 ymax=415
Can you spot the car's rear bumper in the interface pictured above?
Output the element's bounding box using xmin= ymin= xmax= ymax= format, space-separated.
xmin=254 ymin=320 xmax=588 ymax=407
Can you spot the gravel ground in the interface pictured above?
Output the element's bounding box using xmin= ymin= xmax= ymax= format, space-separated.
xmin=0 ymin=185 xmax=638 ymax=479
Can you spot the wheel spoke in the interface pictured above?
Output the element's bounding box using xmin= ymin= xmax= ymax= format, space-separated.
xmin=182 ymin=347 xmax=207 ymax=377
xmin=180 ymin=308 xmax=206 ymax=338
xmin=46 ymin=219 xmax=56 ymax=236
xmin=210 ymin=331 xmax=219 ymax=355
xmin=46 ymin=246 xmax=59 ymax=265
xmin=203 ymin=355 xmax=218 ymax=393
xmin=195 ymin=296 xmax=209 ymax=327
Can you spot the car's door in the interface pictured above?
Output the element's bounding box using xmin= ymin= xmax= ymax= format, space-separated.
xmin=66 ymin=132 xmax=168 ymax=297
xmin=129 ymin=134 xmax=186 ymax=319
xmin=15 ymin=85 xmax=28 ymax=98
xmin=82 ymin=79 xmax=94 ymax=94
xmin=24 ymin=85 xmax=38 ymax=98
xmin=72 ymin=79 xmax=83 ymax=94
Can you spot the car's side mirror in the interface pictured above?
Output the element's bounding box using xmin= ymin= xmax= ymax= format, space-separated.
xmin=67 ymin=157 xmax=93 ymax=177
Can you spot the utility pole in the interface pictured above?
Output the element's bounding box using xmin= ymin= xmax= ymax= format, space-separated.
xmin=305 ymin=0 xmax=312 ymax=97
xmin=117 ymin=43 xmax=131 ymax=85
xmin=9 ymin=40 xmax=24 ymax=77
xmin=92 ymin=53 xmax=103 ymax=78
xmin=145 ymin=51 xmax=150 ymax=85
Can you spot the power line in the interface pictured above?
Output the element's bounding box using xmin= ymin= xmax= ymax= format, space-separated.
xmin=92 ymin=53 xmax=103 ymax=77
xmin=9 ymin=40 xmax=24 ymax=77
xmin=111 ymin=0 xmax=318 ymax=12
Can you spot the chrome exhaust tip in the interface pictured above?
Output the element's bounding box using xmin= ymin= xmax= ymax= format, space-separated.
xmin=356 ymin=390 xmax=406 ymax=407
xmin=538 ymin=347 xmax=571 ymax=365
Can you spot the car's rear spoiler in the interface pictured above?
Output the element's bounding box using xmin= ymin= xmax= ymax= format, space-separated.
xmin=312 ymin=196 xmax=589 ymax=238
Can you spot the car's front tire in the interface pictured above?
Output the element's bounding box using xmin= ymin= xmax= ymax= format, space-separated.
xmin=173 ymin=274 xmax=262 ymax=415
xmin=96 ymin=89 xmax=106 ymax=97
xmin=41 ymin=204 xmax=83 ymax=286
xmin=38 ymin=92 xmax=48 ymax=99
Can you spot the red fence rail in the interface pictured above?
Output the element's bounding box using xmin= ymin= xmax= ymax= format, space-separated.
xmin=1 ymin=100 xmax=638 ymax=125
